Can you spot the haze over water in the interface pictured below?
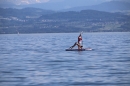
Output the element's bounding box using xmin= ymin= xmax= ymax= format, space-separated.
xmin=0 ymin=32 xmax=130 ymax=86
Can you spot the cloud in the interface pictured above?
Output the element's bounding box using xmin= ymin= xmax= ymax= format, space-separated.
xmin=36 ymin=0 xmax=41 ymax=3
xmin=26 ymin=0 xmax=50 ymax=4
xmin=21 ymin=0 xmax=30 ymax=4
xmin=1 ymin=0 xmax=129 ymax=6
xmin=37 ymin=0 xmax=50 ymax=3
xmin=0 ymin=0 xmax=50 ymax=5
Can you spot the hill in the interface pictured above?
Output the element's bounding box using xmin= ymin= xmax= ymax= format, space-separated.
xmin=1 ymin=1 xmax=130 ymax=12
xmin=0 ymin=7 xmax=55 ymax=19
xmin=0 ymin=8 xmax=130 ymax=34
xmin=62 ymin=1 xmax=130 ymax=12
xmin=40 ymin=10 xmax=126 ymax=20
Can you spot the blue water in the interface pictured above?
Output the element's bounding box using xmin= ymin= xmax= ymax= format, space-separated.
xmin=0 ymin=32 xmax=130 ymax=86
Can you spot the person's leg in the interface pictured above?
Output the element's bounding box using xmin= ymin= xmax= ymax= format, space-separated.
xmin=77 ymin=43 xmax=81 ymax=49
xmin=77 ymin=43 xmax=83 ymax=49
xmin=70 ymin=42 xmax=77 ymax=49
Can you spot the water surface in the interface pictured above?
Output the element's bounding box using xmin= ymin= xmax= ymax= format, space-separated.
xmin=0 ymin=32 xmax=130 ymax=86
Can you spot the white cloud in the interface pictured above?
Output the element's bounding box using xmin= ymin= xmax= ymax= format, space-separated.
xmin=1 ymin=0 xmax=129 ymax=6
xmin=36 ymin=0 xmax=50 ymax=3
xmin=36 ymin=0 xmax=41 ymax=3
xmin=21 ymin=0 xmax=30 ymax=4
xmin=27 ymin=0 xmax=50 ymax=4
xmin=0 ymin=0 xmax=50 ymax=5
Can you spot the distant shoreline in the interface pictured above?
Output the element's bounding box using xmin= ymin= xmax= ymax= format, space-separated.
xmin=0 ymin=31 xmax=130 ymax=34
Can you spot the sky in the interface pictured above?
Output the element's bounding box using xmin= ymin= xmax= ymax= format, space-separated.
xmin=0 ymin=0 xmax=129 ymax=5
xmin=0 ymin=0 xmax=113 ymax=5
xmin=0 ymin=0 xmax=129 ymax=10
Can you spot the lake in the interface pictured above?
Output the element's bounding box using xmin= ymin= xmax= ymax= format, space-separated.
xmin=0 ymin=32 xmax=130 ymax=86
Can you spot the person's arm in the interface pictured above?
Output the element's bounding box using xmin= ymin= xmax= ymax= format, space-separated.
xmin=78 ymin=33 xmax=82 ymax=38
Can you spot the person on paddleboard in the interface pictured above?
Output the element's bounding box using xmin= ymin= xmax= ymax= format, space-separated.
xmin=70 ymin=33 xmax=83 ymax=49
xmin=78 ymin=33 xmax=82 ymax=46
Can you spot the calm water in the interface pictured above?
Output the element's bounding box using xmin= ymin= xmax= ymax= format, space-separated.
xmin=0 ymin=32 xmax=130 ymax=86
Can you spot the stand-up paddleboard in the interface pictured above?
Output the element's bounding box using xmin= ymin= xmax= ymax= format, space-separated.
xmin=66 ymin=32 xmax=93 ymax=51
xmin=65 ymin=48 xmax=92 ymax=51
